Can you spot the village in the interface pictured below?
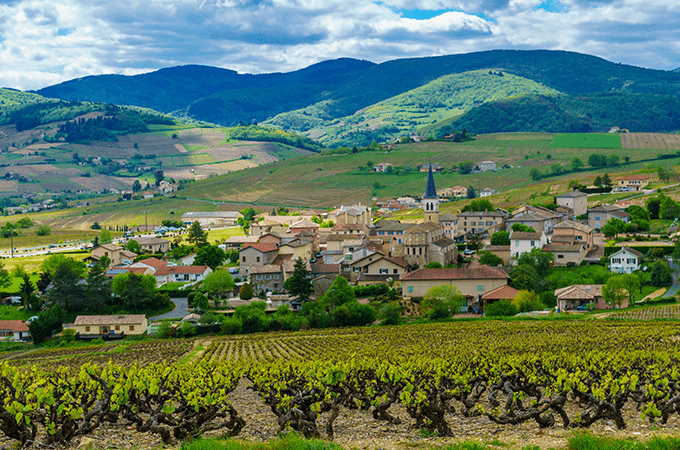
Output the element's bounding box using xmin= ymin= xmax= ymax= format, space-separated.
xmin=0 ymin=162 xmax=666 ymax=342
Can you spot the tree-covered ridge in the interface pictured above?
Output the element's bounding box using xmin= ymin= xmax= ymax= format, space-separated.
xmin=0 ymin=88 xmax=46 ymax=108
xmin=226 ymin=124 xmax=323 ymax=152
xmin=267 ymin=69 xmax=562 ymax=147
xmin=441 ymin=92 xmax=680 ymax=135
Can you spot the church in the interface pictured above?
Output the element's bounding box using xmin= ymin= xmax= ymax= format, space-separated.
xmin=402 ymin=166 xmax=458 ymax=269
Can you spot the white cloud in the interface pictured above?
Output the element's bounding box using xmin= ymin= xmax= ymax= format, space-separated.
xmin=0 ymin=0 xmax=678 ymax=91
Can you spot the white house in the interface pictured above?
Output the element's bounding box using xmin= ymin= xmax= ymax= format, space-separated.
xmin=609 ymin=247 xmax=643 ymax=274
xmin=0 ymin=321 xmax=30 ymax=342
xmin=510 ymin=231 xmax=548 ymax=259
xmin=153 ymin=265 xmax=212 ymax=285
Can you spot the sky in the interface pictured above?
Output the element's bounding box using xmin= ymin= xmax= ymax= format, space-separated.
xmin=0 ymin=0 xmax=679 ymax=91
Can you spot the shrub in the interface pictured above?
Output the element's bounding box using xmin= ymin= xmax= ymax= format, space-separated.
xmin=220 ymin=318 xmax=242 ymax=335
xmin=485 ymin=299 xmax=518 ymax=317
xmin=239 ymin=282 xmax=253 ymax=300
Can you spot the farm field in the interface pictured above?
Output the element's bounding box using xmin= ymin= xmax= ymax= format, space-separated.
xmin=179 ymin=132 xmax=680 ymax=209
xmin=5 ymin=321 xmax=680 ymax=449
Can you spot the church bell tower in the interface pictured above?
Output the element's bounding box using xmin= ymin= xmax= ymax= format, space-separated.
xmin=422 ymin=165 xmax=439 ymax=223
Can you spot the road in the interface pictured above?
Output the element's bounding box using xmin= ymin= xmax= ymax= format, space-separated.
xmin=149 ymin=298 xmax=189 ymax=321
xmin=663 ymin=259 xmax=680 ymax=298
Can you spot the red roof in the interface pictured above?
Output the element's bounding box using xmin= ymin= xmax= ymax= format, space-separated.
xmin=154 ymin=265 xmax=210 ymax=276
xmin=400 ymin=266 xmax=509 ymax=281
xmin=0 ymin=320 xmax=28 ymax=332
xmin=481 ymin=285 xmax=518 ymax=300
xmin=241 ymin=243 xmax=279 ymax=253
xmin=134 ymin=257 xmax=167 ymax=268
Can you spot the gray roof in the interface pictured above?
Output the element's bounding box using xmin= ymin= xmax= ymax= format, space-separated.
xmin=557 ymin=191 xmax=587 ymax=198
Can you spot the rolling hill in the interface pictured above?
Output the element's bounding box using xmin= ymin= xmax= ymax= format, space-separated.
xmin=34 ymin=50 xmax=680 ymax=147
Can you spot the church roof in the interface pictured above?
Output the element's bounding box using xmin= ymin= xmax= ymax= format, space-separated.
xmin=423 ymin=165 xmax=438 ymax=199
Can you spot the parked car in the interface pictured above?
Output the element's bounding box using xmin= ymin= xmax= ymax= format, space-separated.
xmin=463 ymin=249 xmax=476 ymax=256
xmin=577 ymin=302 xmax=594 ymax=311
xmin=228 ymin=267 xmax=240 ymax=274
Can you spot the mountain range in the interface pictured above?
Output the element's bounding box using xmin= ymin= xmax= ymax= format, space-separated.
xmin=33 ymin=50 xmax=680 ymax=147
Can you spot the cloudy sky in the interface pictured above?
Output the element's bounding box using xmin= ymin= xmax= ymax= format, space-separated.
xmin=0 ymin=0 xmax=678 ymax=91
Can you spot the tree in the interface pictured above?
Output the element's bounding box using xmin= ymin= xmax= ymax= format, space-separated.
xmin=602 ymin=275 xmax=629 ymax=309
xmin=132 ymin=179 xmax=142 ymax=192
xmin=529 ymin=168 xmax=541 ymax=180
xmin=125 ymin=239 xmax=141 ymax=254
xmin=0 ymin=260 xmax=11 ymax=293
xmin=239 ymin=282 xmax=254 ymax=300
xmin=192 ymin=292 xmax=210 ymax=311
xmin=35 ymin=224 xmax=51 ymax=236
xmin=111 ymin=272 xmax=157 ymax=312
xmin=593 ymin=175 xmax=603 ymax=187
xmin=588 ymin=154 xmax=607 ymax=167
xmin=650 ymin=260 xmax=673 ymax=286
xmin=283 ymin=258 xmax=313 ymax=302
xmin=16 ymin=218 xmax=32 ymax=228
xmin=485 ymin=299 xmax=518 ymax=317
xmin=458 ymin=161 xmax=474 ymax=174
xmin=627 ymin=205 xmax=650 ymax=222
xmin=466 ymin=186 xmax=476 ymax=199
xmin=237 ymin=217 xmax=250 ymax=236
xmin=512 ymin=290 xmax=544 ymax=313
xmin=601 ymin=218 xmax=627 ymax=238
xmin=511 ymin=223 xmax=536 ymax=233
xmin=40 ymin=254 xmax=86 ymax=277
xmin=422 ymin=285 xmax=465 ymax=319
xmin=99 ymin=229 xmax=113 ymax=245
xmin=515 ymin=248 xmax=553 ymax=276
xmin=490 ymin=231 xmax=510 ymax=246
xmin=91 ymin=221 xmax=101 ymax=230
xmin=378 ymin=302 xmax=404 ymax=325
xmin=478 ymin=251 xmax=504 ymax=266
xmin=28 ymin=306 xmax=65 ymax=343
xmin=571 ymin=157 xmax=584 ymax=171
xmin=606 ymin=155 xmax=620 ymax=167
xmin=660 ymin=197 xmax=680 ymax=220
xmin=85 ymin=263 xmax=112 ymax=313
xmin=319 ymin=275 xmax=356 ymax=311
xmin=193 ymin=245 xmax=226 ymax=270
xmin=201 ymin=269 xmax=235 ymax=300
xmin=602 ymin=173 xmax=612 ymax=187
xmin=239 ymin=207 xmax=257 ymax=222
xmin=620 ymin=273 xmax=640 ymax=307
xmin=154 ymin=170 xmax=164 ymax=186
xmin=462 ymin=199 xmax=494 ymax=212
xmin=509 ymin=264 xmax=539 ymax=291
xmin=186 ymin=221 xmax=208 ymax=246
xmin=424 ymin=262 xmax=443 ymax=269
xmin=47 ymin=262 xmax=85 ymax=313
xmin=647 ymin=196 xmax=662 ymax=219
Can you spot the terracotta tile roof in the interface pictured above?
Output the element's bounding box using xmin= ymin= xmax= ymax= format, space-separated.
xmin=74 ymin=315 xmax=146 ymax=325
xmin=241 ymin=243 xmax=279 ymax=253
xmin=154 ymin=265 xmax=210 ymax=276
xmin=332 ymin=223 xmax=367 ymax=231
xmin=510 ymin=231 xmax=544 ymax=240
xmin=96 ymin=243 xmax=123 ymax=252
xmin=543 ymin=243 xmax=584 ymax=253
xmin=484 ymin=245 xmax=510 ymax=252
xmin=553 ymin=221 xmax=593 ymax=233
xmin=400 ymin=265 xmax=509 ymax=281
xmin=248 ymin=264 xmax=282 ymax=274
xmin=557 ymin=191 xmax=587 ymax=198
xmin=133 ymin=257 xmax=167 ymax=268
xmin=120 ymin=250 xmax=138 ymax=259
xmin=610 ymin=247 xmax=644 ymax=259
xmin=554 ymin=284 xmax=602 ymax=300
xmin=550 ymin=234 xmax=575 ymax=244
xmin=290 ymin=219 xmax=320 ymax=228
xmin=135 ymin=237 xmax=170 ymax=245
xmin=310 ymin=262 xmax=340 ymax=274
xmin=0 ymin=320 xmax=28 ymax=332
xmin=225 ymin=236 xmax=259 ymax=244
xmin=481 ymin=285 xmax=518 ymax=300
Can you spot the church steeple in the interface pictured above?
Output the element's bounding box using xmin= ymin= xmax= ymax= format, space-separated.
xmin=421 ymin=165 xmax=439 ymax=223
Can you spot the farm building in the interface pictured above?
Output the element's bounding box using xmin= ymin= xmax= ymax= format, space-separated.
xmin=181 ymin=211 xmax=243 ymax=227
xmin=72 ymin=315 xmax=148 ymax=337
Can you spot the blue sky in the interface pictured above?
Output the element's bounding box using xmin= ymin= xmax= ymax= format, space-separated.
xmin=0 ymin=0 xmax=678 ymax=91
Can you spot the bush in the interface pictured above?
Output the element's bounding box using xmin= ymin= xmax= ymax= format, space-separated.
xmin=178 ymin=321 xmax=197 ymax=338
xmin=485 ymin=299 xmax=518 ymax=317
xmin=220 ymin=317 xmax=242 ymax=335
xmin=378 ymin=302 xmax=404 ymax=326
xmin=157 ymin=321 xmax=173 ymax=338
xmin=239 ymin=282 xmax=253 ymax=300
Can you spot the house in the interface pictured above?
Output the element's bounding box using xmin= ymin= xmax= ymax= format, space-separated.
xmin=223 ymin=235 xmax=260 ymax=249
xmin=278 ymin=238 xmax=314 ymax=261
xmin=480 ymin=285 xmax=518 ymax=312
xmin=239 ymin=243 xmax=279 ymax=274
xmin=419 ymin=163 xmax=441 ymax=172
xmin=372 ymin=220 xmax=410 ymax=244
xmin=288 ymin=219 xmax=320 ymax=235
xmin=330 ymin=205 xmax=372 ymax=226
xmin=482 ymin=245 xmax=511 ymax=265
xmin=105 ymin=266 xmax=154 ymax=278
xmin=507 ymin=206 xmax=561 ymax=234
xmin=90 ymin=244 xmax=137 ymax=267
xmin=181 ymin=211 xmax=243 ymax=227
xmin=556 ymin=191 xmax=588 ymax=217
xmin=509 ymin=231 xmax=548 ymax=259
xmin=154 ymin=265 xmax=212 ymax=285
xmin=456 ymin=210 xmax=507 ymax=236
xmin=73 ymin=315 xmax=148 ymax=337
xmin=249 ymin=265 xmax=284 ymax=292
xmin=478 ymin=161 xmax=496 ymax=172
xmin=554 ymin=284 xmax=625 ymax=311
xmin=588 ymin=205 xmax=630 ymax=230
xmin=543 ymin=242 xmax=587 ymax=266
xmin=439 ymin=213 xmax=460 ymax=240
xmin=479 ymin=188 xmax=497 ymax=198
xmin=331 ymin=223 xmax=369 ymax=236
xmin=259 ymin=232 xmax=282 ymax=247
xmin=438 ymin=186 xmax=467 ymax=198
xmin=609 ymin=247 xmax=644 ymax=274
xmin=396 ymin=197 xmax=418 ymax=207
xmin=374 ymin=163 xmax=394 ymax=172
xmin=400 ymin=266 xmax=510 ymax=311
xmin=614 ymin=175 xmax=649 ymax=192
xmin=178 ymin=253 xmax=196 ymax=266
xmin=0 ymin=320 xmax=30 ymax=342
xmin=552 ymin=221 xmax=594 ymax=251
xmin=403 ymin=222 xmax=457 ymax=268
xmin=134 ymin=237 xmax=170 ymax=254
xmin=348 ymin=253 xmax=407 ymax=284
xmin=129 ymin=257 xmax=168 ymax=273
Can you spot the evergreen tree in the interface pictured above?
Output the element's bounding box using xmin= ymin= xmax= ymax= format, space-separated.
xmin=239 ymin=282 xmax=254 ymax=300
xmin=283 ymin=258 xmax=313 ymax=301
xmin=186 ymin=221 xmax=208 ymax=246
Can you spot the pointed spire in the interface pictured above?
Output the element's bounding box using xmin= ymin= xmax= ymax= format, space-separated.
xmin=423 ymin=165 xmax=437 ymax=199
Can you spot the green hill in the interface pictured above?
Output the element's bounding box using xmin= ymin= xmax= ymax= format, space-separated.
xmin=34 ymin=50 xmax=680 ymax=139
xmin=266 ymin=69 xmax=562 ymax=147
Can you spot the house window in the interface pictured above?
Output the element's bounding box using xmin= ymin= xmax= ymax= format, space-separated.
xmin=558 ymin=254 xmax=564 ymax=259
xmin=256 ymin=256 xmax=260 ymax=263
xmin=115 ymin=325 xmax=120 ymax=330
xmin=612 ymin=258 xmax=621 ymax=264
xmin=595 ymin=216 xmax=601 ymax=221
xmin=380 ymin=269 xmax=388 ymax=274
xmin=242 ymin=256 xmax=246 ymax=262
xmin=129 ymin=325 xmax=135 ymax=331
xmin=407 ymin=286 xmax=413 ymax=293
xmin=354 ymin=267 xmax=361 ymax=272
xmin=515 ymin=240 xmax=520 ymax=246
xmin=274 ymin=274 xmax=280 ymax=280
xmin=477 ymin=285 xmax=483 ymax=291
xmin=85 ymin=326 xmax=91 ymax=332
xmin=256 ymin=275 xmax=263 ymax=280
xmin=265 ymin=275 xmax=271 ymax=280
xmin=393 ymin=269 xmax=398 ymax=274
xmin=530 ymin=240 xmax=535 ymax=247
xmin=627 ymin=258 xmax=637 ymax=264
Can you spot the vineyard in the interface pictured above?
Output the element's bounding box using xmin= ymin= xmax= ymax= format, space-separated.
xmin=4 ymin=321 xmax=680 ymax=448
xmin=606 ymin=304 xmax=680 ymax=320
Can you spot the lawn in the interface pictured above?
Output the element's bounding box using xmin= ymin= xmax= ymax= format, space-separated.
xmin=550 ymin=133 xmax=621 ymax=149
